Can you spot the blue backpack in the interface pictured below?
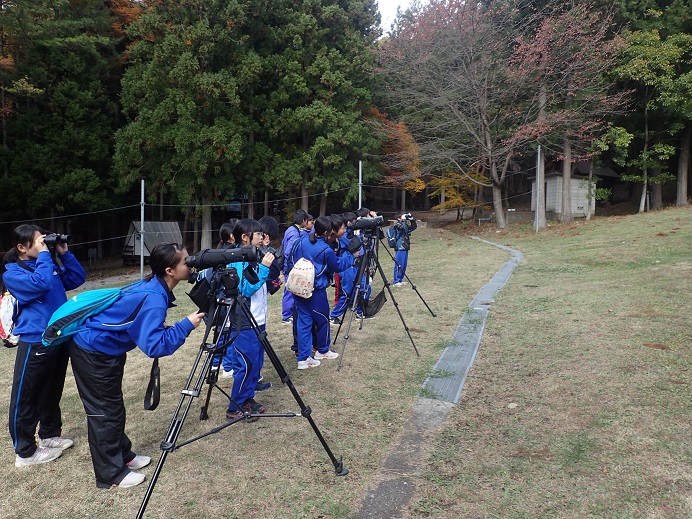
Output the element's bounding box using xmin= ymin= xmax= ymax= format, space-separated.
xmin=42 ymin=282 xmax=158 ymax=347
xmin=386 ymin=226 xmax=397 ymax=248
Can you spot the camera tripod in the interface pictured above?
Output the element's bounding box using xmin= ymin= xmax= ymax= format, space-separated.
xmin=137 ymin=265 xmax=348 ymax=519
xmin=332 ymin=231 xmax=429 ymax=370
xmin=377 ymin=236 xmax=436 ymax=318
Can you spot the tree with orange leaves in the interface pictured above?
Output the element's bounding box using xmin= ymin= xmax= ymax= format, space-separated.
xmin=107 ymin=0 xmax=143 ymax=37
xmin=428 ymin=168 xmax=490 ymax=221
xmin=371 ymin=107 xmax=423 ymax=209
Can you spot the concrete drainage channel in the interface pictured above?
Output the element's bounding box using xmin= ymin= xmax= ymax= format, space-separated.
xmin=355 ymin=237 xmax=523 ymax=519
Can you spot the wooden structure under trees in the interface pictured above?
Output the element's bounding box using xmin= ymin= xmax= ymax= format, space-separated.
xmin=122 ymin=221 xmax=182 ymax=266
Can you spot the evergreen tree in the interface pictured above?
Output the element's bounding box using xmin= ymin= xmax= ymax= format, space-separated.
xmin=0 ymin=0 xmax=121 ymax=221
xmin=116 ymin=0 xmax=382 ymax=236
xmin=115 ymin=0 xmax=255 ymax=248
xmin=256 ymin=0 xmax=381 ymax=211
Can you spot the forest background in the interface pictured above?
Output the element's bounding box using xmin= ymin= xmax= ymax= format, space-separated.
xmin=0 ymin=0 xmax=690 ymax=257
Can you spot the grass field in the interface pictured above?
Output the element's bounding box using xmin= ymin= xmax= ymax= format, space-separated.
xmin=0 ymin=207 xmax=689 ymax=518
xmin=408 ymin=207 xmax=691 ymax=518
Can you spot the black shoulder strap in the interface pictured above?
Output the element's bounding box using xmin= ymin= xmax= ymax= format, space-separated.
xmin=143 ymin=358 xmax=160 ymax=411
xmin=15 ymin=258 xmax=35 ymax=273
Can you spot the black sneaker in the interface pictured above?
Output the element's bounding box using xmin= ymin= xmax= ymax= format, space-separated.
xmin=329 ymin=317 xmax=341 ymax=326
xmin=255 ymin=381 xmax=272 ymax=392
xmin=245 ymin=398 xmax=267 ymax=414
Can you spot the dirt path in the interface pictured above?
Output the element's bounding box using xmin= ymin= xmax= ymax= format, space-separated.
xmin=69 ymin=272 xmax=141 ymax=294
xmin=354 ymin=237 xmax=522 ymax=519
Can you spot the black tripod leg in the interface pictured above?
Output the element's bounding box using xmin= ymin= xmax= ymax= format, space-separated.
xmin=373 ymin=255 xmax=420 ymax=357
xmin=336 ymin=265 xmax=370 ymax=370
xmin=379 ymin=239 xmax=436 ymax=317
xmin=336 ymin=304 xmax=359 ymax=371
xmin=137 ymin=338 xmax=217 ymax=518
xmin=199 ymin=370 xmax=216 ymax=421
xmin=199 ymin=308 xmax=237 ymax=420
xmin=199 ymin=349 xmax=226 ymax=420
xmin=332 ymin=249 xmax=369 ymax=349
xmin=331 ymin=276 xmax=361 ymax=346
xmin=238 ymin=301 xmax=349 ymax=476
xmin=403 ymin=276 xmax=436 ymax=317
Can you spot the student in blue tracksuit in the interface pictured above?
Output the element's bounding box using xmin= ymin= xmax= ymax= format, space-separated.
xmin=210 ymin=220 xmax=239 ymax=377
xmin=212 ymin=219 xmax=275 ymax=420
xmin=69 ymin=243 xmax=205 ymax=489
xmin=329 ymin=212 xmax=359 ymax=324
xmin=259 ymin=215 xmax=283 ymax=298
xmin=392 ymin=211 xmax=417 ymax=285
xmin=290 ymin=216 xmax=357 ymax=369
xmin=3 ymin=224 xmax=86 ymax=468
xmin=281 ymin=210 xmax=309 ymax=324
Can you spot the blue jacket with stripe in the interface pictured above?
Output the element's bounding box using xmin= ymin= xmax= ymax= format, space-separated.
xmin=289 ymin=235 xmax=354 ymax=290
xmin=72 ymin=277 xmax=194 ymax=358
xmin=2 ymin=250 xmax=86 ymax=343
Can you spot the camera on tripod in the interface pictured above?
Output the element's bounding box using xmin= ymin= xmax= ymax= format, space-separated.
xmin=44 ymin=233 xmax=71 ymax=246
xmin=185 ymin=246 xmax=268 ymax=313
xmin=185 ymin=245 xmax=268 ymax=270
xmin=348 ymin=215 xmax=384 ymax=231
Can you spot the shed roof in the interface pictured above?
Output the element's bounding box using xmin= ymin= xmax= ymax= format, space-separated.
xmin=575 ymin=161 xmax=620 ymax=178
xmin=125 ymin=221 xmax=182 ymax=255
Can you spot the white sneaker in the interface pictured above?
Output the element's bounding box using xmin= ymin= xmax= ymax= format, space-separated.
xmin=126 ymin=454 xmax=151 ymax=470
xmin=392 ymin=282 xmax=404 ymax=287
xmin=313 ymin=350 xmax=339 ymax=360
xmin=38 ymin=436 xmax=74 ymax=450
xmin=221 ymin=368 xmax=234 ymax=379
xmin=15 ymin=447 xmax=63 ymax=467
xmin=297 ymin=357 xmax=321 ymax=369
xmin=113 ymin=471 xmax=145 ymax=488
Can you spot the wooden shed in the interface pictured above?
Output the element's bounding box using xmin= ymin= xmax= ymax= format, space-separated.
xmin=122 ymin=221 xmax=183 ymax=265
xmin=531 ymin=173 xmax=596 ymax=217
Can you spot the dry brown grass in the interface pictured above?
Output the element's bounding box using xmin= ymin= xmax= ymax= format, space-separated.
xmin=0 ymin=224 xmax=508 ymax=518
xmin=1 ymin=208 xmax=689 ymax=518
xmin=406 ymin=207 xmax=691 ymax=518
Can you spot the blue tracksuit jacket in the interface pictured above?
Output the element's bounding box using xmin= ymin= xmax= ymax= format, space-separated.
xmin=281 ymin=225 xmax=302 ymax=276
xmin=72 ymin=277 xmax=194 ymax=358
xmin=2 ymin=250 xmax=86 ymax=343
xmin=289 ymin=235 xmax=355 ymax=290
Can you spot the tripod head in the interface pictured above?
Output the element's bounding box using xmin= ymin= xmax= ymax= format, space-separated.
xmin=216 ymin=266 xmax=240 ymax=299
xmin=187 ymin=264 xmax=241 ymax=313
